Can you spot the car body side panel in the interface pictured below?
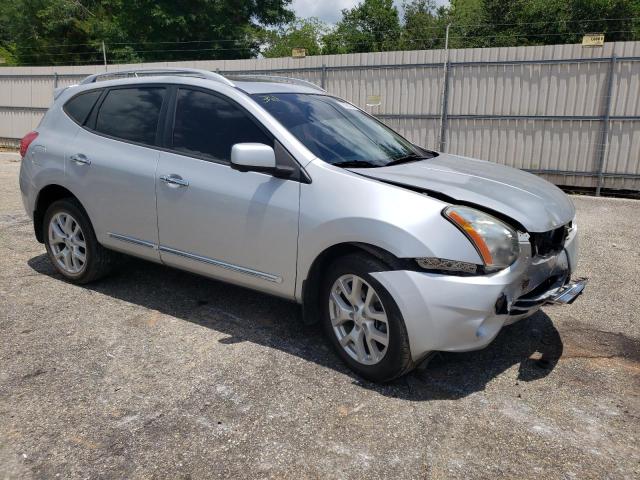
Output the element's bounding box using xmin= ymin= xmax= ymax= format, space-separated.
xmin=155 ymin=151 xmax=300 ymax=298
xmin=19 ymin=108 xmax=80 ymax=219
xmin=66 ymin=128 xmax=161 ymax=262
xmin=295 ymin=159 xmax=483 ymax=301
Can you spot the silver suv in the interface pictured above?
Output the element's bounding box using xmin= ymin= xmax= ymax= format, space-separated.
xmin=19 ymin=68 xmax=585 ymax=382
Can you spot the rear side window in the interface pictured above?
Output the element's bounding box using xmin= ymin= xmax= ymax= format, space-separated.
xmin=172 ymin=88 xmax=271 ymax=162
xmin=64 ymin=90 xmax=102 ymax=125
xmin=95 ymin=87 xmax=165 ymax=145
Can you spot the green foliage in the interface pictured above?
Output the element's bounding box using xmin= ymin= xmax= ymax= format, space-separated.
xmin=262 ymin=18 xmax=329 ymax=58
xmin=323 ymin=0 xmax=402 ymax=54
xmin=0 ymin=0 xmax=294 ymax=65
xmin=320 ymin=0 xmax=638 ymax=55
xmin=401 ymin=0 xmax=449 ymax=50
xmin=0 ymin=0 xmax=639 ymax=65
xmin=446 ymin=0 xmax=640 ymax=48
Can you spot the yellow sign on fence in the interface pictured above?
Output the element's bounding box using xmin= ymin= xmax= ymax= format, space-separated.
xmin=291 ymin=48 xmax=307 ymax=58
xmin=582 ymin=34 xmax=605 ymax=47
xmin=366 ymin=94 xmax=381 ymax=107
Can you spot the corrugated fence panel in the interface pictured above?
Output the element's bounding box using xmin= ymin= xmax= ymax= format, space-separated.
xmin=1 ymin=41 xmax=639 ymax=191
xmin=381 ymin=118 xmax=440 ymax=151
xmin=448 ymin=61 xmax=609 ymax=116
xmin=445 ymin=118 xmax=602 ymax=179
xmin=611 ymin=58 xmax=640 ymax=116
xmin=0 ymin=109 xmax=41 ymax=139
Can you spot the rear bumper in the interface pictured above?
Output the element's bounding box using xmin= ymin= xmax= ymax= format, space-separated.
xmin=371 ymin=224 xmax=582 ymax=361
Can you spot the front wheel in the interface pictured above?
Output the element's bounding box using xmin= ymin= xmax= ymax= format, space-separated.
xmin=321 ymin=253 xmax=414 ymax=382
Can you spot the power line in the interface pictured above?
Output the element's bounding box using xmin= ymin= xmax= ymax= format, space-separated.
xmin=445 ymin=16 xmax=640 ymax=29
xmin=5 ymin=16 xmax=640 ymax=51
xmin=12 ymin=28 xmax=640 ymax=59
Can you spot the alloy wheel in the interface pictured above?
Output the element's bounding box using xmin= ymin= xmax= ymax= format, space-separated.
xmin=328 ymin=274 xmax=389 ymax=365
xmin=48 ymin=212 xmax=87 ymax=275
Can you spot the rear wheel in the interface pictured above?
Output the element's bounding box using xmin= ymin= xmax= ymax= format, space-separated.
xmin=321 ymin=253 xmax=414 ymax=382
xmin=43 ymin=198 xmax=113 ymax=284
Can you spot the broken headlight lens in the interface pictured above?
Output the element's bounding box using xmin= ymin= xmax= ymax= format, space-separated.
xmin=443 ymin=206 xmax=520 ymax=272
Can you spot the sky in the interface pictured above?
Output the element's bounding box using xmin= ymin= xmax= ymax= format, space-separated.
xmin=290 ymin=0 xmax=449 ymax=25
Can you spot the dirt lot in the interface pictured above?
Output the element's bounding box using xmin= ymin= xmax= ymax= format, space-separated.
xmin=0 ymin=153 xmax=638 ymax=479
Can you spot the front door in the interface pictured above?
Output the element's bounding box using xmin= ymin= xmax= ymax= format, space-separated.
xmin=155 ymin=87 xmax=300 ymax=297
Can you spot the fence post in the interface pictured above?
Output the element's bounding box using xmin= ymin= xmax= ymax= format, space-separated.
xmin=101 ymin=41 xmax=107 ymax=70
xmin=438 ymin=61 xmax=451 ymax=152
xmin=595 ymin=54 xmax=617 ymax=196
xmin=53 ymin=72 xmax=58 ymax=88
xmin=321 ymin=63 xmax=327 ymax=89
xmin=438 ymin=24 xmax=452 ymax=152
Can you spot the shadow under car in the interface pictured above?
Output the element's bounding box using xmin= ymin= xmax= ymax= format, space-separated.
xmin=28 ymin=253 xmax=563 ymax=400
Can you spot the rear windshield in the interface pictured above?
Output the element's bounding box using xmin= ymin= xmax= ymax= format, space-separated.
xmin=252 ymin=93 xmax=434 ymax=168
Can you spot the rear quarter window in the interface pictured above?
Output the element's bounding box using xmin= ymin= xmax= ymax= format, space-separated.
xmin=63 ymin=90 xmax=102 ymax=125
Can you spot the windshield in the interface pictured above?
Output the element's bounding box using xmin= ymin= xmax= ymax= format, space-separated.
xmin=252 ymin=93 xmax=435 ymax=168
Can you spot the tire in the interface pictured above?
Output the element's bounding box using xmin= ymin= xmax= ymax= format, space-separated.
xmin=43 ymin=198 xmax=114 ymax=284
xmin=321 ymin=253 xmax=414 ymax=382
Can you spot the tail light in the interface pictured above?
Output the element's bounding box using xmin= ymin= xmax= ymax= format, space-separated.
xmin=20 ymin=131 xmax=39 ymax=158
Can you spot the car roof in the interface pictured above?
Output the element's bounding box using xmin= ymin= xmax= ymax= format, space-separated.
xmin=232 ymin=80 xmax=323 ymax=95
xmin=73 ymin=68 xmax=325 ymax=96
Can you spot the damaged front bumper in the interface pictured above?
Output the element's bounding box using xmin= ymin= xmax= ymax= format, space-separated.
xmin=371 ymin=223 xmax=584 ymax=362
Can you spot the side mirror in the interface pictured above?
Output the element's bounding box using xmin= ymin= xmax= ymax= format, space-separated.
xmin=230 ymin=143 xmax=294 ymax=178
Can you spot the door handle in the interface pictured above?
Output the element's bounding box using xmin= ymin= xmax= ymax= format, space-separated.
xmin=160 ymin=174 xmax=189 ymax=187
xmin=70 ymin=153 xmax=91 ymax=165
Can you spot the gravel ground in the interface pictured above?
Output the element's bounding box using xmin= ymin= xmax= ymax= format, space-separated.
xmin=1 ymin=153 xmax=638 ymax=479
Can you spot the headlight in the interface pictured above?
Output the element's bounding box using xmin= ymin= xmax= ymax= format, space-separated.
xmin=443 ymin=206 xmax=520 ymax=272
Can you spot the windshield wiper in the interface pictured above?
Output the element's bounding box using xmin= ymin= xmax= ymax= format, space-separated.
xmin=332 ymin=160 xmax=377 ymax=168
xmin=385 ymin=153 xmax=426 ymax=167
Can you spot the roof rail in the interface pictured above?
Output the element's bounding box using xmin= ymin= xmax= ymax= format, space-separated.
xmin=79 ymin=68 xmax=235 ymax=87
xmin=226 ymin=74 xmax=325 ymax=92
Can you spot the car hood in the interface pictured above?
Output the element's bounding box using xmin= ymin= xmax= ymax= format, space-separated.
xmin=349 ymin=153 xmax=575 ymax=232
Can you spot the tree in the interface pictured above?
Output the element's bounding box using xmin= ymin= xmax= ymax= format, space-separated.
xmin=0 ymin=0 xmax=295 ymax=65
xmin=262 ymin=18 xmax=329 ymax=58
xmin=401 ymin=0 xmax=449 ymax=50
xmin=446 ymin=0 xmax=640 ymax=48
xmin=0 ymin=0 xmax=98 ymax=65
xmin=1 ymin=0 xmax=639 ymax=65
xmin=323 ymin=0 xmax=402 ymax=54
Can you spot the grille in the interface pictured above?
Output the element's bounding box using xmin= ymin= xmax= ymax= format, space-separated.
xmin=530 ymin=222 xmax=570 ymax=257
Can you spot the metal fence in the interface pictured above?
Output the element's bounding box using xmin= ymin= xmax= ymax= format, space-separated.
xmin=1 ymin=41 xmax=639 ymax=192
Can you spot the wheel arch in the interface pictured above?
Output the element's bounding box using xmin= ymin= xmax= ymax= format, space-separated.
xmin=300 ymin=242 xmax=410 ymax=325
xmin=33 ymin=184 xmax=86 ymax=243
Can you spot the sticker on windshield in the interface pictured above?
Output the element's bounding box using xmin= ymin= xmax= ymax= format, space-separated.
xmin=259 ymin=95 xmax=280 ymax=104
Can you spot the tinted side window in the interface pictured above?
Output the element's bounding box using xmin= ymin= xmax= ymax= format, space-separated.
xmin=64 ymin=90 xmax=102 ymax=125
xmin=172 ymin=89 xmax=271 ymax=162
xmin=95 ymin=87 xmax=165 ymax=145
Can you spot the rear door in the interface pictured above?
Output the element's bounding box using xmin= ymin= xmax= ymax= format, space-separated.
xmin=155 ymin=87 xmax=301 ymax=297
xmin=67 ymin=86 xmax=167 ymax=261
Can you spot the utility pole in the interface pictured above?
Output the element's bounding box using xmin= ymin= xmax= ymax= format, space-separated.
xmin=444 ymin=23 xmax=451 ymax=55
xmin=438 ymin=23 xmax=452 ymax=152
xmin=102 ymin=41 xmax=107 ymax=70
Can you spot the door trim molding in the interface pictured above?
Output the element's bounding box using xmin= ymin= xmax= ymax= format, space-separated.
xmin=108 ymin=233 xmax=282 ymax=283
xmin=108 ymin=232 xmax=157 ymax=249
xmin=159 ymin=245 xmax=283 ymax=284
